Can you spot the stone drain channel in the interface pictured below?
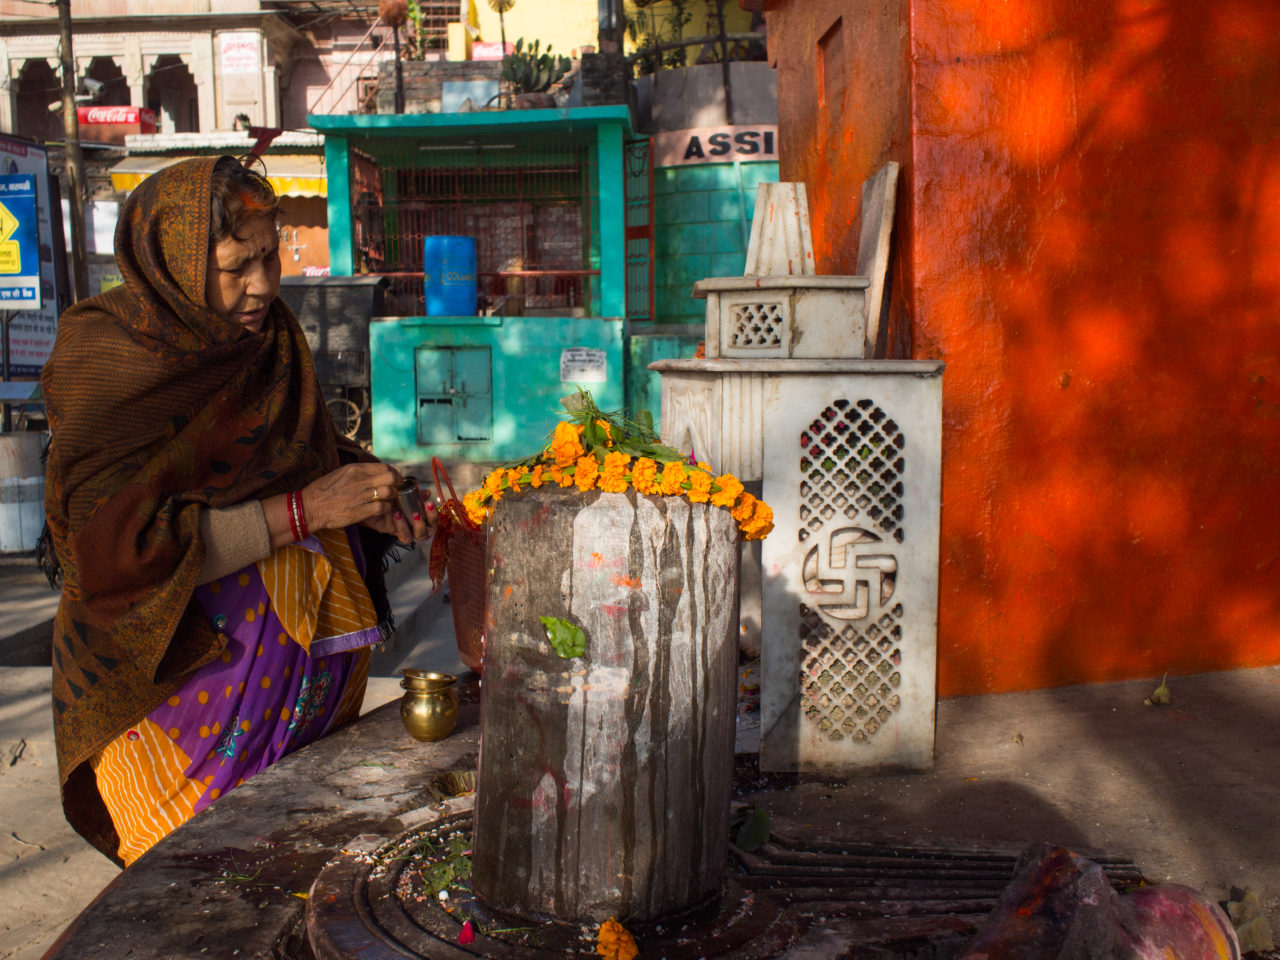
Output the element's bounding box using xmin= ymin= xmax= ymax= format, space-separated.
xmin=302 ymin=795 xmax=1145 ymax=960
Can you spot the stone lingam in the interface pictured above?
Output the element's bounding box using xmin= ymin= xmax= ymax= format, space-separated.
xmin=470 ymin=486 xmax=741 ymax=923
xmin=304 ymin=400 xmax=811 ymax=958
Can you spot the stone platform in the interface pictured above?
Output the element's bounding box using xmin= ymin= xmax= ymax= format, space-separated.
xmin=24 ymin=667 xmax=1280 ymax=959
xmin=40 ymin=681 xmax=482 ymax=960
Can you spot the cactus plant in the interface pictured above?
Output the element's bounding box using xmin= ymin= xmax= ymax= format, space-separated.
xmin=502 ymin=38 xmax=571 ymax=94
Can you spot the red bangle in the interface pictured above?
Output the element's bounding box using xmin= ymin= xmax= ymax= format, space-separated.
xmin=286 ymin=491 xmax=300 ymax=541
xmin=287 ymin=490 xmax=309 ymax=542
xmin=295 ymin=489 xmax=309 ymax=540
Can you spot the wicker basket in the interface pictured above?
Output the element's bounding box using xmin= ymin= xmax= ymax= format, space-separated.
xmin=431 ymin=458 xmax=486 ymax=674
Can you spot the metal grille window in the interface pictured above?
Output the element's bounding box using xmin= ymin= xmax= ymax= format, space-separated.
xmin=416 ymin=1 xmax=458 ymax=43
xmin=351 ymin=138 xmax=600 ymax=317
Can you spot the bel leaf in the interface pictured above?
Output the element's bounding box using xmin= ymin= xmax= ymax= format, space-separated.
xmin=636 ymin=409 xmax=656 ymax=438
xmin=540 ymin=616 xmax=586 ymax=659
xmin=735 ymin=805 xmax=771 ymax=852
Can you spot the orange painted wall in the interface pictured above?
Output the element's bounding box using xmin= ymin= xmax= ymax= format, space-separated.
xmin=765 ymin=0 xmax=1280 ymax=695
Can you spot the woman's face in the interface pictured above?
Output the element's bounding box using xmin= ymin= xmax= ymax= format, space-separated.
xmin=204 ymin=214 xmax=281 ymax=333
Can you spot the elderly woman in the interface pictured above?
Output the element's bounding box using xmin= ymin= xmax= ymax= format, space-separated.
xmin=40 ymin=156 xmax=433 ymax=866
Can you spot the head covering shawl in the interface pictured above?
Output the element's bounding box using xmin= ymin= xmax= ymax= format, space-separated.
xmin=42 ymin=156 xmax=341 ymax=857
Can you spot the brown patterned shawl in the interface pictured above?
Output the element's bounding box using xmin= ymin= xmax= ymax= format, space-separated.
xmin=42 ymin=157 xmax=346 ymax=860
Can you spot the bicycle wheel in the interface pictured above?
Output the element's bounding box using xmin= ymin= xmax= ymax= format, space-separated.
xmin=326 ymin=397 xmax=362 ymax=439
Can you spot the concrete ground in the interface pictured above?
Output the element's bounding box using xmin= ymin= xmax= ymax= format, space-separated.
xmin=2 ymin=549 xmax=1277 ymax=958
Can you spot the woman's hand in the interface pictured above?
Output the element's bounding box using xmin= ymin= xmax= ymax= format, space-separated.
xmin=301 ymin=463 xmax=437 ymax=546
xmin=358 ymin=485 xmax=439 ymax=546
xmin=263 ymin=464 xmax=440 ymax=550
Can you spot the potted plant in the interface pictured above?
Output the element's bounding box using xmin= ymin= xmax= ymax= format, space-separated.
xmin=501 ymin=37 xmax=571 ymax=108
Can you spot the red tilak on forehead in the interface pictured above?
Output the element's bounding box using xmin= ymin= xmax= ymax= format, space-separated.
xmin=237 ymin=189 xmax=272 ymax=215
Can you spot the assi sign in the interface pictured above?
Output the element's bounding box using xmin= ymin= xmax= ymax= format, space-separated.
xmin=651 ymin=124 xmax=778 ymax=167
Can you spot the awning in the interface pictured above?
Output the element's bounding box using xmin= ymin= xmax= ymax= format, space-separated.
xmin=109 ymin=154 xmax=327 ymax=198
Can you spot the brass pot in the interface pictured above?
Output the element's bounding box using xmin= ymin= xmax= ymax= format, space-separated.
xmin=399 ymin=669 xmax=459 ymax=741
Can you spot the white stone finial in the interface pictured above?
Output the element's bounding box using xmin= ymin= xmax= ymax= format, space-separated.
xmin=744 ymin=181 xmax=816 ymax=277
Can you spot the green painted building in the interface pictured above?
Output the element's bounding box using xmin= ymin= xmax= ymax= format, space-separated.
xmin=312 ymin=107 xmax=634 ymax=462
xmin=311 ymin=100 xmax=776 ymax=464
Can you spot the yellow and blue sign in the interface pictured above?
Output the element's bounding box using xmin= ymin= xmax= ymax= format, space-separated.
xmin=0 ymin=174 xmax=39 ymax=307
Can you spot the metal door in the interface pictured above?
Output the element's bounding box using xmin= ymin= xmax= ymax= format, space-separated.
xmin=624 ymin=138 xmax=654 ymax=322
xmin=415 ymin=345 xmax=493 ymax=444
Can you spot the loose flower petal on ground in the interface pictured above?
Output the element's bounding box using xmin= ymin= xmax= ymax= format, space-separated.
xmin=596 ymin=917 xmax=638 ymax=960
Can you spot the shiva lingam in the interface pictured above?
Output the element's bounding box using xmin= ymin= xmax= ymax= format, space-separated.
xmin=309 ymin=485 xmax=767 ymax=956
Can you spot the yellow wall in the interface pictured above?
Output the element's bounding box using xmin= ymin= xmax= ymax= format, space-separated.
xmin=470 ymin=0 xmax=601 ymax=58
xmin=467 ymin=0 xmax=755 ymax=59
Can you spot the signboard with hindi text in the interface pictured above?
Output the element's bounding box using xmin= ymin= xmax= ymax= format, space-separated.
xmin=0 ymin=175 xmax=39 ymax=307
xmin=0 ymin=135 xmax=63 ymax=378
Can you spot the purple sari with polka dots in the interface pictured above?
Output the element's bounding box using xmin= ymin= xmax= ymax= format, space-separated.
xmin=142 ymin=530 xmax=376 ymax=812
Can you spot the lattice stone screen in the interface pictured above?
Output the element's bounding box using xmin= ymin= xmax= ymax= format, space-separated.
xmin=760 ymin=364 xmax=942 ymax=772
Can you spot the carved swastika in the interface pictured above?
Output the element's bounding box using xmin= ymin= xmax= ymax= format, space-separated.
xmin=801 ymin=527 xmax=898 ymax=621
xmin=796 ymin=398 xmax=908 ymax=743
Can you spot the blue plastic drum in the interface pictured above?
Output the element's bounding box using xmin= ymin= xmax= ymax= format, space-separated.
xmin=423 ymin=236 xmax=477 ymax=316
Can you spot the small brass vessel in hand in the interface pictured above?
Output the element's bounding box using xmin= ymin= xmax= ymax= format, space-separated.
xmin=399 ymin=669 xmax=459 ymax=741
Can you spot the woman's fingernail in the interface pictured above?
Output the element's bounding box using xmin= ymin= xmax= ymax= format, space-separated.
xmin=395 ymin=511 xmax=404 ymax=521
xmin=426 ymin=503 xmax=436 ymax=512
xmin=412 ymin=513 xmax=422 ymax=523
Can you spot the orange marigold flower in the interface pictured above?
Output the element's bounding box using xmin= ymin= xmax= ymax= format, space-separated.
xmin=710 ymin=473 xmax=743 ymax=507
xmin=506 ymin=468 xmax=525 ymax=493
xmin=598 ymin=451 xmax=631 ymax=492
xmin=462 ymin=491 xmax=488 ymax=527
xmin=529 ymin=465 xmax=545 ymax=488
xmin=550 ymin=420 xmax=585 ymax=467
xmin=686 ymin=469 xmax=713 ymax=503
xmin=554 ymin=465 xmax=574 ymax=487
xmin=596 ymin=917 xmax=638 ymax=960
xmin=483 ymin=468 xmax=506 ymax=502
xmin=743 ymin=499 xmax=775 ymax=540
xmin=630 ymin=457 xmax=660 ymax=495
xmin=658 ymin=461 xmax=687 ymax=496
xmin=731 ymin=491 xmax=757 ymax=523
xmin=575 ymin=455 xmax=599 ymax=491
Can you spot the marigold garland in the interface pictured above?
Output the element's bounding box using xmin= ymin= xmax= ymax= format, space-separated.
xmin=463 ymin=390 xmax=774 ymax=541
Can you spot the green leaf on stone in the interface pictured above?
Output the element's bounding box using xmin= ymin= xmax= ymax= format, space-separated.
xmin=422 ymin=862 xmax=456 ymax=896
xmin=736 ymin=805 xmax=771 ymax=852
xmin=540 ymin=616 xmax=586 ymax=659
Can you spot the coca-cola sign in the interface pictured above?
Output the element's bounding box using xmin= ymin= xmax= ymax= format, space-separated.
xmin=77 ymin=106 xmax=156 ymax=126
xmin=76 ymin=106 xmax=157 ymax=145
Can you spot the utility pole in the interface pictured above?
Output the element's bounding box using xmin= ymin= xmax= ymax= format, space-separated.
xmin=55 ymin=0 xmax=89 ymax=303
xmin=712 ymin=0 xmax=734 ymax=125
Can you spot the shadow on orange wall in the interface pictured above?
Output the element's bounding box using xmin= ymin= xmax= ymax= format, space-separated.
xmin=769 ymin=0 xmax=1280 ymax=695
